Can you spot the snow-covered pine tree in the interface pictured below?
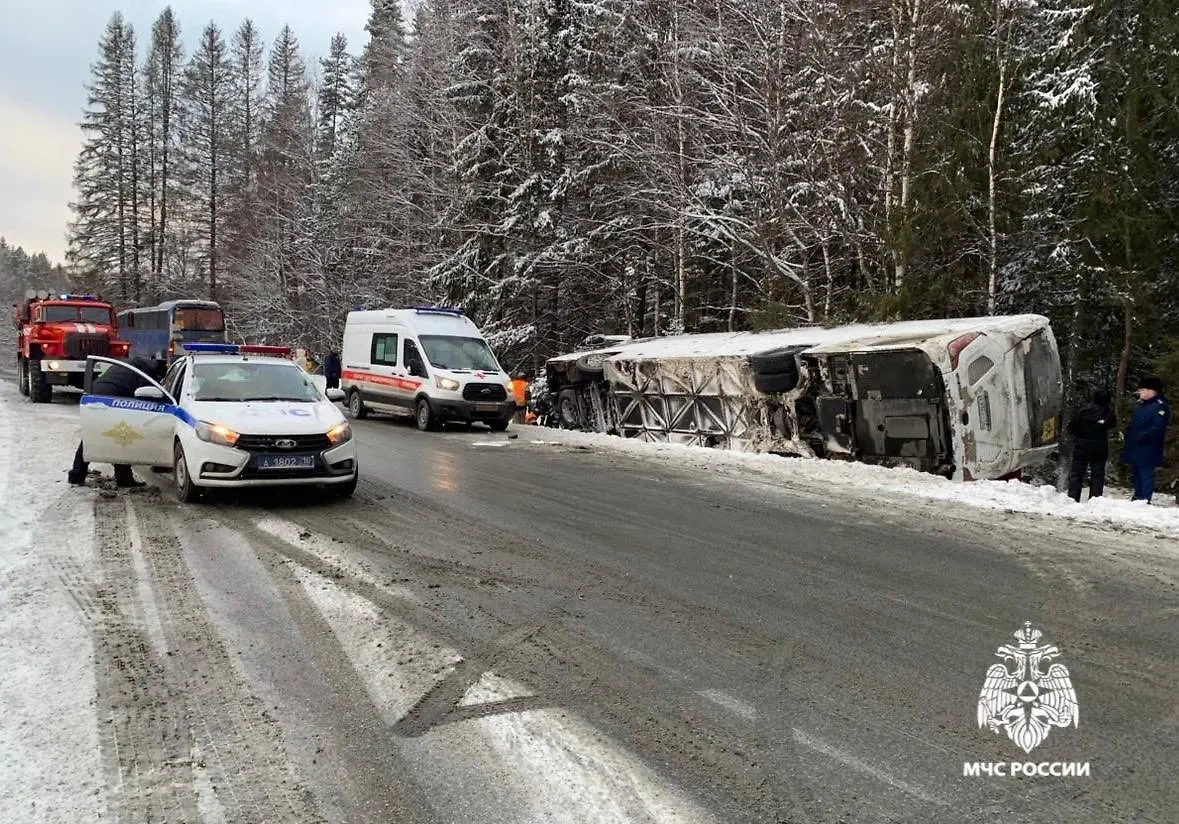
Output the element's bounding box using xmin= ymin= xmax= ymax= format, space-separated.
xmin=245 ymin=26 xmax=315 ymax=340
xmin=178 ymin=22 xmax=235 ymax=300
xmin=141 ymin=8 xmax=184 ymax=283
xmin=221 ymin=19 xmax=266 ymax=290
xmin=67 ymin=12 xmax=140 ymax=301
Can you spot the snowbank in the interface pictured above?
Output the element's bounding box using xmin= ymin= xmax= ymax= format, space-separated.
xmin=519 ymin=426 xmax=1179 ymax=538
xmin=0 ymin=385 xmax=104 ymax=822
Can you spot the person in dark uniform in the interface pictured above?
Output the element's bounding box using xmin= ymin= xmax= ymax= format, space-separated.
xmin=1121 ymin=375 xmax=1171 ymax=502
xmin=67 ymin=358 xmax=162 ymax=488
xmin=1066 ymin=389 xmax=1116 ymax=502
xmin=323 ymin=350 xmax=342 ymax=390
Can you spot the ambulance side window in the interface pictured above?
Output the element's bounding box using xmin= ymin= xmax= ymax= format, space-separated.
xmin=371 ymin=333 xmax=398 ymax=366
xmin=404 ymin=340 xmax=428 ymax=378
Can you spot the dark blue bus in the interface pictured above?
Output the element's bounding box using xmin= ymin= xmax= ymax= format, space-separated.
xmin=116 ymin=299 xmax=228 ymax=368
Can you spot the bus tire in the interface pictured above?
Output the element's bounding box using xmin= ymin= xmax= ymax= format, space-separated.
xmin=753 ymin=370 xmax=799 ymax=394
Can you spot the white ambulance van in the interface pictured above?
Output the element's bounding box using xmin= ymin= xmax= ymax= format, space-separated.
xmin=340 ymin=306 xmax=516 ymax=431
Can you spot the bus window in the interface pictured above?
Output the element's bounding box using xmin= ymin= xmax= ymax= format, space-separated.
xmin=174 ymin=307 xmax=224 ymax=331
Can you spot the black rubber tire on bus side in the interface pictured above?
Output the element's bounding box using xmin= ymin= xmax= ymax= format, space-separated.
xmin=347 ymin=389 xmax=368 ymax=420
xmin=753 ymin=369 xmax=800 ymax=394
xmin=557 ymin=389 xmax=580 ymax=429
xmin=748 ymin=348 xmax=802 ymax=375
xmin=28 ymin=359 xmax=52 ymax=403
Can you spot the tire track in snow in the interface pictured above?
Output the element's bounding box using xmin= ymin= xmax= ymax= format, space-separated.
xmin=69 ymin=485 xmax=326 ymax=823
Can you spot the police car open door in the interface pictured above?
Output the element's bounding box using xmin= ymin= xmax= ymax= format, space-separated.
xmin=80 ymin=356 xmax=177 ymax=467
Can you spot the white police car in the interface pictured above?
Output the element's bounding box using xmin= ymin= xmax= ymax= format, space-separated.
xmin=79 ymin=343 xmax=358 ymax=502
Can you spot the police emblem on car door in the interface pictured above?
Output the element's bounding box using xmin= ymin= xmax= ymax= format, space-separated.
xmin=80 ymin=356 xmax=179 ymax=467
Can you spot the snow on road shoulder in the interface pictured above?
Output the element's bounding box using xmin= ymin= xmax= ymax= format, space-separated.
xmin=517 ymin=426 xmax=1179 ymax=538
xmin=0 ymin=383 xmax=103 ymax=823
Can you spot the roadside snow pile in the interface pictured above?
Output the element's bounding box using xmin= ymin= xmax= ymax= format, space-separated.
xmin=523 ymin=426 xmax=1179 ymax=537
xmin=0 ymin=383 xmax=104 ymax=822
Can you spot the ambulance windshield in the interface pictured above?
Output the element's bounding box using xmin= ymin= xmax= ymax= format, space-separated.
xmin=419 ymin=335 xmax=500 ymax=372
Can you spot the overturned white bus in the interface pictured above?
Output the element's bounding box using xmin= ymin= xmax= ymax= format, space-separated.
xmin=542 ymin=315 xmax=1062 ymax=481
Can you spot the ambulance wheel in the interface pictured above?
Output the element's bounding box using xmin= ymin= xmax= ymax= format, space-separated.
xmin=17 ymin=359 xmax=29 ymax=396
xmin=347 ymin=390 xmax=368 ymax=419
xmin=28 ymin=359 xmax=51 ymax=403
xmin=416 ymin=398 xmax=439 ymax=431
xmin=174 ymin=442 xmax=201 ymax=503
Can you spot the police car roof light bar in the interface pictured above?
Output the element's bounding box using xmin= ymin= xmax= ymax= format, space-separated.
xmin=181 ymin=342 xmax=241 ymax=354
xmin=239 ymin=344 xmax=292 ymax=357
xmin=413 ymin=306 xmax=464 ymax=317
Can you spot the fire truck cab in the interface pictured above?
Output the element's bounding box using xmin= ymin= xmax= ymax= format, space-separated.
xmin=13 ymin=290 xmax=130 ymax=403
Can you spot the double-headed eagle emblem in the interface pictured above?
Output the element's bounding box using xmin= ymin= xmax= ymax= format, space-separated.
xmin=977 ymin=622 xmax=1078 ymax=753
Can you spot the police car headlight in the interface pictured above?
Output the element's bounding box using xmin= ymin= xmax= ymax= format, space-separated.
xmin=326 ymin=422 xmax=352 ymax=445
xmin=435 ymin=376 xmax=460 ymax=391
xmin=195 ymin=420 xmax=240 ymax=447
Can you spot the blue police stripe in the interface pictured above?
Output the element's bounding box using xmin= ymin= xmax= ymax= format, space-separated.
xmin=80 ymin=394 xmax=196 ymax=426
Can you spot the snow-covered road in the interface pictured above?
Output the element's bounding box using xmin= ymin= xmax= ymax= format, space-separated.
xmin=2 ymin=376 xmax=1177 ymax=824
xmin=0 ymin=382 xmax=715 ymax=824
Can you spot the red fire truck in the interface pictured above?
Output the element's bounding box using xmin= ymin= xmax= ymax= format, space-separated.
xmin=13 ymin=290 xmax=130 ymax=403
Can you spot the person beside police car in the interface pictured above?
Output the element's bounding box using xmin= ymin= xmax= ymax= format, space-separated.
xmin=67 ymin=357 xmax=164 ymax=488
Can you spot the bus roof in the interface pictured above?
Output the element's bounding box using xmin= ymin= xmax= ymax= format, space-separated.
xmin=585 ymin=314 xmax=1050 ymax=362
xmin=118 ymin=299 xmax=222 ymax=314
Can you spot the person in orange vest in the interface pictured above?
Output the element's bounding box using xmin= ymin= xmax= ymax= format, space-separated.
xmin=510 ymin=373 xmax=530 ymax=423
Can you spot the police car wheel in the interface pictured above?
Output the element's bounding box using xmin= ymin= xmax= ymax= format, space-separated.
xmin=334 ymin=473 xmax=358 ymax=498
xmin=174 ymin=442 xmax=201 ymax=503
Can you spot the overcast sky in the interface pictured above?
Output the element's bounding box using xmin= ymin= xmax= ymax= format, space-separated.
xmin=0 ymin=0 xmax=372 ymax=262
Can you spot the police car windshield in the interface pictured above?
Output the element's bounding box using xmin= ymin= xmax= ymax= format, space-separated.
xmin=191 ymin=361 xmax=320 ymax=403
xmin=419 ymin=335 xmax=499 ymax=371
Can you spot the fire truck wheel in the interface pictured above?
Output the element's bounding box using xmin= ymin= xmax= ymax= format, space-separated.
xmin=27 ymin=359 xmax=52 ymax=403
xmin=17 ymin=359 xmax=29 ymax=396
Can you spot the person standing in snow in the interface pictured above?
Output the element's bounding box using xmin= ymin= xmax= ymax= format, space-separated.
xmin=323 ymin=350 xmax=342 ymax=390
xmin=1066 ymin=389 xmax=1116 ymax=502
xmin=1120 ymin=376 xmax=1171 ymax=503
